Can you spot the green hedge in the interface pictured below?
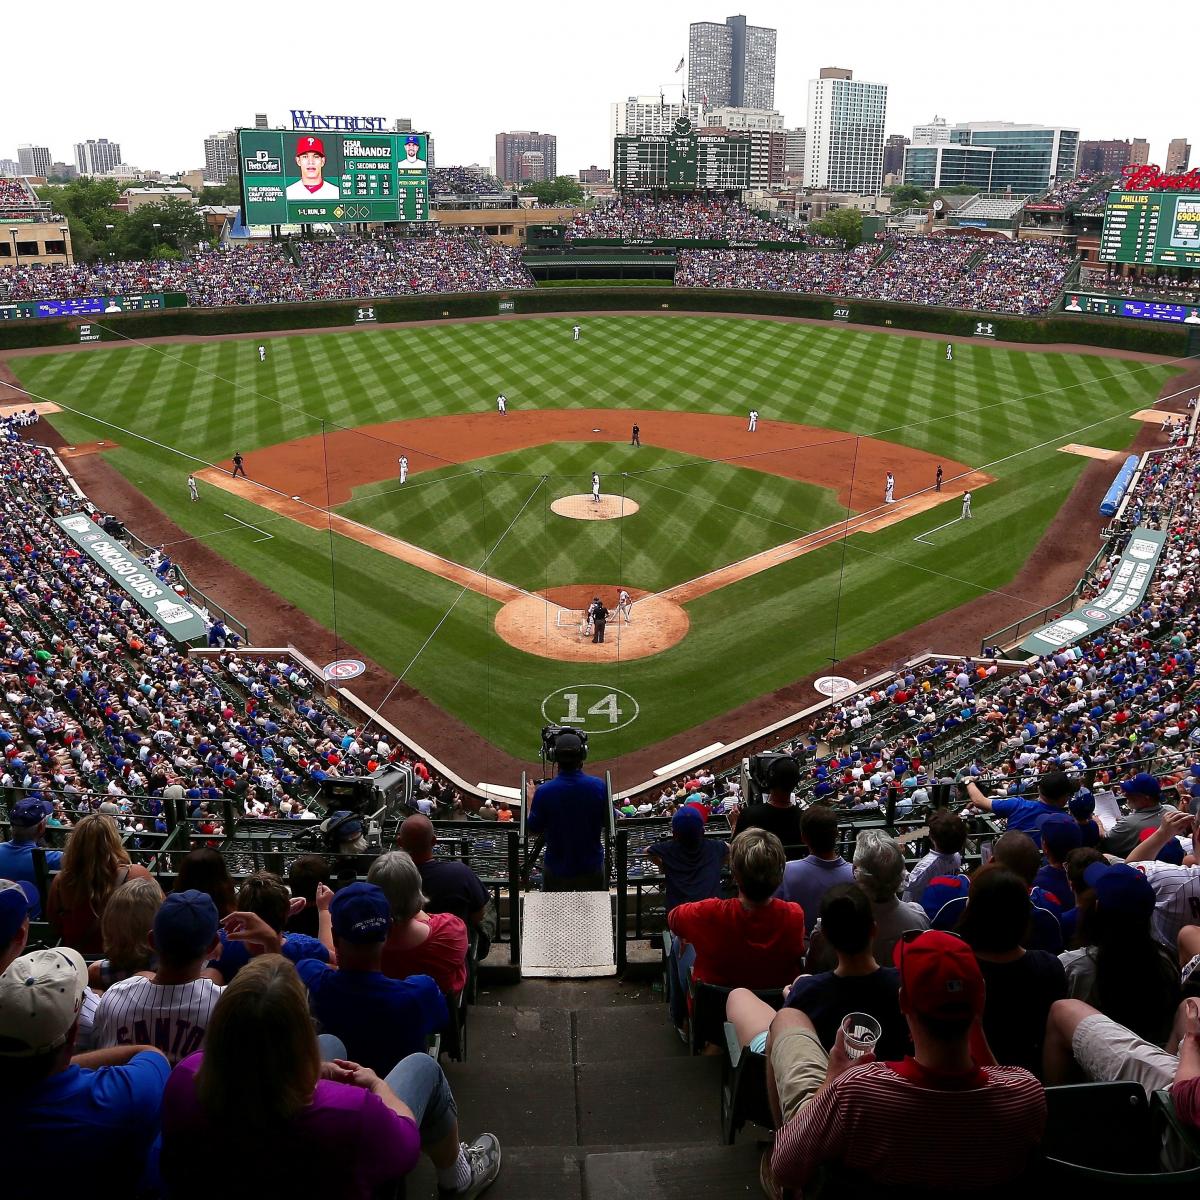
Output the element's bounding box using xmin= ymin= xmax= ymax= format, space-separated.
xmin=0 ymin=287 xmax=1191 ymax=357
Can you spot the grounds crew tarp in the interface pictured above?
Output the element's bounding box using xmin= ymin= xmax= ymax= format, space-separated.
xmin=55 ymin=513 xmax=209 ymax=643
xmin=1019 ymin=526 xmax=1167 ymax=656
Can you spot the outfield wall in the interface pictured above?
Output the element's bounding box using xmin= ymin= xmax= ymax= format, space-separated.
xmin=0 ymin=287 xmax=1191 ymax=357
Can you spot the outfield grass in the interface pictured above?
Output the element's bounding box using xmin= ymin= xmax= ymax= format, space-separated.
xmin=13 ymin=315 xmax=1176 ymax=762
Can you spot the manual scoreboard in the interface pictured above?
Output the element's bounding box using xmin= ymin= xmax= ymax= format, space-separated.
xmin=238 ymin=128 xmax=429 ymax=225
xmin=613 ymin=117 xmax=749 ymax=191
xmin=1100 ymin=191 xmax=1200 ymax=268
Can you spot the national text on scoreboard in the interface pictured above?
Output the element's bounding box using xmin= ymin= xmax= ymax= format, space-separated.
xmin=237 ymin=129 xmax=429 ymax=225
xmin=1100 ymin=191 xmax=1200 ymax=269
xmin=613 ymin=117 xmax=750 ymax=192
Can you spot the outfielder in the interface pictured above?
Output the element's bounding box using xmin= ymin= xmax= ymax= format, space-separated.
xmin=591 ymin=472 xmax=601 ymax=503
xmin=617 ymin=589 xmax=633 ymax=623
xmin=961 ymin=490 xmax=972 ymax=519
xmin=748 ymin=409 xmax=759 ymax=432
xmin=187 ymin=475 xmax=199 ymax=503
xmin=945 ymin=343 xmax=954 ymax=362
xmin=258 ymin=345 xmax=266 ymax=363
xmin=398 ymin=455 xmax=409 ymax=484
xmin=497 ymin=393 xmax=507 ymax=415
xmin=572 ymin=324 xmax=581 ymax=341
xmin=884 ymin=472 xmax=895 ymax=504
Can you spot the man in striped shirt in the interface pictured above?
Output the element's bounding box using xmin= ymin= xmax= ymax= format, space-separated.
xmin=92 ymin=890 xmax=224 ymax=1065
xmin=1126 ymin=808 xmax=1200 ymax=948
xmin=764 ymin=930 xmax=1045 ymax=1197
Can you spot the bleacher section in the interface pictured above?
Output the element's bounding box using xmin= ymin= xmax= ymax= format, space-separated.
xmin=952 ymin=193 xmax=1032 ymax=222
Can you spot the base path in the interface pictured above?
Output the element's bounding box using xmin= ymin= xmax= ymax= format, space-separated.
xmin=215 ymin=408 xmax=973 ymax=514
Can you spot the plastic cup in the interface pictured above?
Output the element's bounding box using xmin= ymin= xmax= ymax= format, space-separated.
xmin=840 ymin=1012 xmax=882 ymax=1060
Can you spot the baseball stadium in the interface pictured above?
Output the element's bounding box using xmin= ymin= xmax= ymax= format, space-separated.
xmin=4 ymin=119 xmax=1200 ymax=1198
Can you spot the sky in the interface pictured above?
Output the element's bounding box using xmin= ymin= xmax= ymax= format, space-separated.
xmin=7 ymin=0 xmax=1196 ymax=176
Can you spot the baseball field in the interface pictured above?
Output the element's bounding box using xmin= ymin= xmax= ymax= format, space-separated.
xmin=8 ymin=314 xmax=1181 ymax=770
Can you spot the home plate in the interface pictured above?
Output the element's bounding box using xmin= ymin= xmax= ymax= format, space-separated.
xmin=1059 ymin=444 xmax=1125 ymax=461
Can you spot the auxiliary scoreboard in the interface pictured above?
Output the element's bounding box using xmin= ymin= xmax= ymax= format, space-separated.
xmin=1100 ymin=190 xmax=1200 ymax=268
xmin=613 ymin=116 xmax=750 ymax=191
xmin=237 ymin=128 xmax=429 ymax=225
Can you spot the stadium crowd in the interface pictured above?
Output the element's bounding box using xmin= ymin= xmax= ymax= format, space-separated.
xmin=1081 ymin=271 xmax=1200 ymax=305
xmin=566 ymin=194 xmax=815 ymax=244
xmin=1034 ymin=172 xmax=1108 ymax=209
xmin=429 ymin=167 xmax=506 ymax=197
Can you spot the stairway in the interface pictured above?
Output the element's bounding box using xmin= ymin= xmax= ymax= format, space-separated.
xmin=406 ymin=979 xmax=765 ymax=1198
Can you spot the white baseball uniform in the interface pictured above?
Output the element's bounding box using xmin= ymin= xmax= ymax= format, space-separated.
xmin=92 ymin=975 xmax=224 ymax=1065
xmin=399 ymin=456 xmax=409 ymax=484
xmin=573 ymin=324 xmax=581 ymax=341
xmin=962 ymin=491 xmax=972 ymax=518
xmin=187 ymin=476 xmax=198 ymax=502
xmin=497 ymin=394 xmax=507 ymax=414
xmin=884 ymin=473 xmax=895 ymax=504
xmin=748 ymin=410 xmax=758 ymax=432
xmin=618 ymin=589 xmax=632 ymax=622
xmin=258 ymin=345 xmax=266 ymax=362
xmin=946 ymin=344 xmax=953 ymax=361
xmin=592 ymin=473 xmax=601 ymax=502
xmin=1134 ymin=861 xmax=1200 ymax=949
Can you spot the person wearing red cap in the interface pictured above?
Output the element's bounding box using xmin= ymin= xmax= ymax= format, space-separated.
xmin=286 ymin=135 xmax=340 ymax=200
xmin=763 ymin=929 xmax=1045 ymax=1198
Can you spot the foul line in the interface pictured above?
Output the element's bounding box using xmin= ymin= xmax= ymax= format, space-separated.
xmin=222 ymin=512 xmax=274 ymax=542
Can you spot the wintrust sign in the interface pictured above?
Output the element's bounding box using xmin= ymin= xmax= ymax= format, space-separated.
xmin=290 ymin=109 xmax=388 ymax=132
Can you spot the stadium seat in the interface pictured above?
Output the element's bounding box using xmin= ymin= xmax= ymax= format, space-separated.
xmin=687 ymin=980 xmax=782 ymax=1055
xmin=1042 ymin=1082 xmax=1158 ymax=1174
xmin=720 ymin=1021 xmax=772 ymax=1144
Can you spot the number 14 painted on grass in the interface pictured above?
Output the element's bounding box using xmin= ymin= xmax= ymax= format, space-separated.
xmin=561 ymin=692 xmax=622 ymax=725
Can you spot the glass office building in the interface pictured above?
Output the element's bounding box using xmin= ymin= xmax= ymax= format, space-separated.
xmin=902 ymin=144 xmax=995 ymax=190
xmin=949 ymin=123 xmax=1079 ymax=192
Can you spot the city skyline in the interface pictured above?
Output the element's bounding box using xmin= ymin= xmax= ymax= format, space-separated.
xmin=4 ymin=1 xmax=1196 ymax=180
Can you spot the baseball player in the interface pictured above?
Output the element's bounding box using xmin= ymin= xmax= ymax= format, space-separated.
xmin=935 ymin=464 xmax=943 ymax=492
xmin=961 ymin=490 xmax=972 ymax=519
xmin=578 ymin=609 xmax=594 ymax=641
xmin=884 ymin=472 xmax=895 ymax=504
xmin=231 ymin=452 xmax=246 ymax=479
xmin=617 ymin=589 xmax=633 ymax=623
xmin=591 ymin=472 xmax=601 ymax=503
xmin=631 ymin=423 xmax=641 ymax=447
xmin=258 ymin=345 xmax=266 ymax=363
xmin=572 ymin=324 xmax=581 ymax=342
xmin=945 ymin=343 xmax=954 ymax=362
xmin=748 ymin=409 xmax=759 ymax=432
xmin=497 ymin=393 xmax=507 ymax=415
xmin=187 ymin=474 xmax=199 ymax=502
xmin=398 ymin=455 xmax=409 ymax=485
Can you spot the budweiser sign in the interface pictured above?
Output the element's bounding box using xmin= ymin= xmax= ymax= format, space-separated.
xmin=1121 ymin=164 xmax=1200 ymax=192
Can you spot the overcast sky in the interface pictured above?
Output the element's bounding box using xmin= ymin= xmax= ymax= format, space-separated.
xmin=8 ymin=0 xmax=1195 ymax=176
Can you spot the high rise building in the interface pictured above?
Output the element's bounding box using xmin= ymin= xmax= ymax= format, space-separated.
xmin=687 ymin=15 xmax=776 ymax=110
xmin=804 ymin=68 xmax=888 ymax=194
xmin=911 ymin=116 xmax=950 ymax=145
xmin=883 ymin=134 xmax=909 ymax=177
xmin=579 ymin=165 xmax=611 ymax=184
xmin=518 ymin=151 xmax=547 ymax=182
xmin=254 ymin=113 xmax=270 ymax=129
xmin=784 ymin=127 xmax=806 ymax=176
xmin=203 ymin=132 xmax=238 ymax=184
xmin=1166 ymin=138 xmax=1192 ymax=173
xmin=73 ymin=138 xmax=122 ymax=176
xmin=703 ymin=106 xmax=783 ymax=131
xmin=17 ymin=145 xmax=53 ymax=178
xmin=50 ymin=162 xmax=78 ymax=180
xmin=1130 ymin=138 xmax=1150 ymax=165
xmin=902 ymin=144 xmax=995 ymax=191
xmin=1078 ymin=139 xmax=1144 ymax=174
xmin=0 ymin=159 xmax=20 ymax=177
xmin=949 ymin=122 xmax=1079 ymax=192
xmin=703 ymin=115 xmax=784 ymax=187
xmin=611 ymin=96 xmax=704 ymax=143
xmin=494 ymin=131 xmax=556 ymax=185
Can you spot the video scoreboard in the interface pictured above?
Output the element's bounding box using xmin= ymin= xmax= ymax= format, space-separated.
xmin=613 ymin=117 xmax=750 ymax=191
xmin=1100 ymin=190 xmax=1200 ymax=268
xmin=0 ymin=292 xmax=187 ymax=321
xmin=237 ymin=128 xmax=429 ymax=225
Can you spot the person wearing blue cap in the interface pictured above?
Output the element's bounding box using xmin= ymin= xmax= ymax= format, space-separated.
xmin=647 ymin=806 xmax=728 ymax=915
xmin=400 ymin=134 xmax=426 ymax=169
xmin=1068 ymin=790 xmax=1101 ymax=848
xmin=294 ymin=881 xmax=448 ymax=1078
xmin=0 ymin=798 xmax=62 ymax=915
xmin=1102 ymin=772 xmax=1176 ymax=857
xmin=1034 ymin=814 xmax=1082 ymax=911
xmin=0 ymin=878 xmax=37 ymax=972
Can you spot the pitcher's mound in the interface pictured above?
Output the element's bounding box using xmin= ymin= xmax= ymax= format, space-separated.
xmin=551 ymin=494 xmax=640 ymax=521
xmin=495 ymin=585 xmax=687 ymax=662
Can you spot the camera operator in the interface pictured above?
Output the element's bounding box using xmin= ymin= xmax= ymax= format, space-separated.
xmin=526 ymin=730 xmax=609 ymax=891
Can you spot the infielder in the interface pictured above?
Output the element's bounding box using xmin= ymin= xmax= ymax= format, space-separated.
xmin=884 ymin=472 xmax=895 ymax=504
xmin=231 ymin=452 xmax=246 ymax=479
xmin=572 ymin=324 xmax=581 ymax=341
xmin=398 ymin=455 xmax=409 ymax=484
xmin=617 ymin=589 xmax=633 ymax=623
xmin=258 ymin=345 xmax=266 ymax=362
xmin=631 ymin=423 xmax=641 ymax=447
xmin=591 ymin=472 xmax=601 ymax=503
xmin=935 ymin=465 xmax=943 ymax=492
xmin=497 ymin=393 xmax=507 ymax=415
xmin=961 ymin=490 xmax=972 ymax=519
xmin=946 ymin=343 xmax=954 ymax=362
xmin=748 ymin=409 xmax=759 ymax=432
xmin=187 ymin=475 xmax=199 ymax=503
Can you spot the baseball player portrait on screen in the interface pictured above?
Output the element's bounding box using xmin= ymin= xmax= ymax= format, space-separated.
xmin=286 ymin=135 xmax=340 ymax=200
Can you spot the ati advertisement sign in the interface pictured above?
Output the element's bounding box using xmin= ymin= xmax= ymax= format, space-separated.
xmin=55 ymin=514 xmax=210 ymax=643
xmin=238 ymin=128 xmax=429 ymax=225
xmin=831 ymin=307 xmax=851 ymax=321
xmin=1019 ymin=526 xmax=1166 ymax=655
xmin=1063 ymin=293 xmax=1200 ymax=325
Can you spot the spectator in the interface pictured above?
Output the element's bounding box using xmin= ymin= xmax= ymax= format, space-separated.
xmin=1034 ymin=814 xmax=1082 ymax=911
xmin=0 ymin=878 xmax=36 ymax=971
xmin=397 ymin=813 xmax=491 ymax=930
xmin=92 ymin=890 xmax=224 ymax=1064
xmin=369 ymin=851 xmax=469 ymax=997
xmin=1061 ymin=845 xmax=1106 ymax=946
xmin=292 ymin=881 xmax=448 ymax=1077
xmin=734 ymin=757 xmax=803 ymax=853
xmin=957 ymin=865 xmax=1067 ymax=1074
xmin=777 ymin=805 xmax=854 ymax=933
xmin=47 ymin=814 xmax=153 ymax=954
xmin=646 ymin=805 xmax=729 ymax=914
xmin=902 ymin=811 xmax=966 ymax=904
xmin=525 ymin=731 xmax=609 ymax=891
xmin=89 ymin=876 xmax=164 ymax=992
xmin=986 ymin=830 xmax=1066 ymax=953
xmin=1068 ymin=790 xmax=1102 ymax=848
xmin=764 ymin=931 xmax=1046 ymax=1196
xmin=0 ymin=797 xmax=62 ymax=915
xmin=727 ymin=882 xmax=907 ymax=1060
xmin=966 ymin=769 xmax=1075 ymax=843
xmin=1125 ymin=809 xmax=1200 ymax=950
xmin=160 ymin=954 xmax=501 ymax=1199
xmin=0 ymin=947 xmax=169 ymax=1194
xmin=174 ymin=847 xmax=238 ymax=918
xmin=1103 ymin=771 xmax=1177 ymax=856
xmin=666 ymin=829 xmax=806 ymax=1030
xmin=285 ymin=853 xmax=330 ymax=938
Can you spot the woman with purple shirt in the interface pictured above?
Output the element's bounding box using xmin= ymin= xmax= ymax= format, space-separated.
xmin=160 ymin=955 xmax=500 ymax=1199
